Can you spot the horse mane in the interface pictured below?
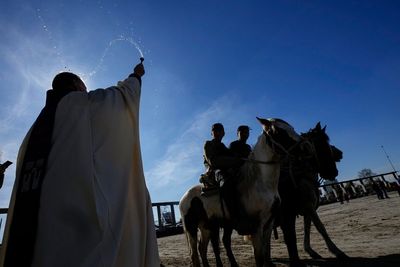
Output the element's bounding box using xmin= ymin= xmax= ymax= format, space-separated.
xmin=239 ymin=134 xmax=264 ymax=184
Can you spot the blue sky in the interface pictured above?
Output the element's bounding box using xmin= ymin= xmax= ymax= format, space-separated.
xmin=0 ymin=0 xmax=399 ymax=206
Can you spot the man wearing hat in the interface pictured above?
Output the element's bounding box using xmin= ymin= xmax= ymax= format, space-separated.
xmin=202 ymin=123 xmax=243 ymax=225
xmin=203 ymin=123 xmax=241 ymax=173
xmin=229 ymin=125 xmax=252 ymax=159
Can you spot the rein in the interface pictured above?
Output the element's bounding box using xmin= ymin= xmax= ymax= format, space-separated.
xmin=266 ymin=133 xmax=318 ymax=189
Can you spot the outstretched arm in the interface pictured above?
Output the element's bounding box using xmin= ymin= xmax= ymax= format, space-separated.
xmin=0 ymin=161 xmax=12 ymax=174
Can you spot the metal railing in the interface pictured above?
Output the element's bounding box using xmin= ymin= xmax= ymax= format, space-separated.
xmin=0 ymin=172 xmax=398 ymax=239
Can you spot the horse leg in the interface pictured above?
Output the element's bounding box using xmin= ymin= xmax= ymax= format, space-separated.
xmin=262 ymin=219 xmax=275 ymax=267
xmin=251 ymin=229 xmax=265 ymax=267
xmin=251 ymin=223 xmax=275 ymax=267
xmin=186 ymin=230 xmax=201 ymax=267
xmin=281 ymin=212 xmax=301 ymax=264
xmin=222 ymin=226 xmax=238 ymax=267
xmin=210 ymin=226 xmax=223 ymax=267
xmin=303 ymin=214 xmax=322 ymax=259
xmin=310 ymin=210 xmax=349 ymax=259
xmin=199 ymin=227 xmax=211 ymax=267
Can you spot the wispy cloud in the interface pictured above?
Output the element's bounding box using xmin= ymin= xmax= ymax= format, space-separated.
xmin=0 ymin=26 xmax=64 ymax=133
xmin=0 ymin=22 xmax=85 ymax=206
xmin=145 ymin=94 xmax=249 ymax=189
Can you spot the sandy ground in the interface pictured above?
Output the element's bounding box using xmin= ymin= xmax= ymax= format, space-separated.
xmin=158 ymin=191 xmax=400 ymax=266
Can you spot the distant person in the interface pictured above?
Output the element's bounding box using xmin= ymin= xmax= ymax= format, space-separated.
xmin=0 ymin=161 xmax=12 ymax=189
xmin=229 ymin=125 xmax=252 ymax=159
xmin=372 ymin=182 xmax=384 ymax=199
xmin=0 ymin=60 xmax=160 ymax=267
xmin=344 ymin=190 xmax=350 ymax=203
xmin=392 ymin=182 xmax=400 ymax=196
xmin=378 ymin=180 xmax=389 ymax=199
xmin=335 ymin=185 xmax=345 ymax=204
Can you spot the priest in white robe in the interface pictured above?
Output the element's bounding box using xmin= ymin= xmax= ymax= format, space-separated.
xmin=0 ymin=61 xmax=160 ymax=267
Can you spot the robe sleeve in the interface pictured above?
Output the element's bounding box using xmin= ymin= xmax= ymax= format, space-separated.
xmin=115 ymin=76 xmax=141 ymax=100
xmin=86 ymin=75 xmax=160 ymax=266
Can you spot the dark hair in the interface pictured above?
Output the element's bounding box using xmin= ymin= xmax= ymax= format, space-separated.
xmin=212 ymin=123 xmax=224 ymax=131
xmin=52 ymin=72 xmax=82 ymax=91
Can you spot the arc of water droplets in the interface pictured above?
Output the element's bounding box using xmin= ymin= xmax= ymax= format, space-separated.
xmin=36 ymin=9 xmax=144 ymax=78
xmin=36 ymin=8 xmax=66 ymax=67
xmin=88 ymin=36 xmax=144 ymax=77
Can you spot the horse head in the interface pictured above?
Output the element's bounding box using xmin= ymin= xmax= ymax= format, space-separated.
xmin=304 ymin=122 xmax=339 ymax=181
xmin=330 ymin=145 xmax=343 ymax=162
xmin=256 ymin=117 xmax=302 ymax=158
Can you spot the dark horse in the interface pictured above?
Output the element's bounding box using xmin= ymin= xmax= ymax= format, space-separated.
xmin=276 ymin=121 xmax=348 ymax=266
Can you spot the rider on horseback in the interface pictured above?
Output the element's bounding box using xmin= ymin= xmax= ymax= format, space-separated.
xmin=202 ymin=123 xmax=242 ymax=188
xmin=201 ymin=123 xmax=248 ymax=228
xmin=229 ymin=125 xmax=252 ymax=159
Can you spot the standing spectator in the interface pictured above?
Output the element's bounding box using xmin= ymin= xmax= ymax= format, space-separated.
xmin=372 ymin=182 xmax=384 ymax=199
xmin=392 ymin=182 xmax=400 ymax=196
xmin=378 ymin=180 xmax=389 ymax=198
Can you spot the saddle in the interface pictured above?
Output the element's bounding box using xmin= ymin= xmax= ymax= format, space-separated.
xmin=200 ymin=170 xmax=260 ymax=234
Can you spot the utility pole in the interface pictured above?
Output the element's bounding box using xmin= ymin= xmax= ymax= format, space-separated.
xmin=381 ymin=145 xmax=398 ymax=175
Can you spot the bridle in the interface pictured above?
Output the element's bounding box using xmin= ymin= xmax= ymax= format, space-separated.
xmin=240 ymin=131 xmax=297 ymax=165
xmin=242 ymin=129 xmax=306 ymax=188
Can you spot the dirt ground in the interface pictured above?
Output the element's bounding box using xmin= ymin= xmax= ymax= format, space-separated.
xmin=158 ymin=191 xmax=400 ymax=267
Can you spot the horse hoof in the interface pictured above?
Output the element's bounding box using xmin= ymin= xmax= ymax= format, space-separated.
xmin=289 ymin=260 xmax=306 ymax=267
xmin=307 ymin=250 xmax=322 ymax=260
xmin=337 ymin=252 xmax=350 ymax=259
xmin=310 ymin=252 xmax=322 ymax=259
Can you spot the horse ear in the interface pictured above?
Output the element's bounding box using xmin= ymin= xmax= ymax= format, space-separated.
xmin=257 ymin=117 xmax=270 ymax=125
xmin=322 ymin=125 xmax=327 ymax=132
xmin=257 ymin=117 xmax=271 ymax=130
xmin=315 ymin=122 xmax=321 ymax=130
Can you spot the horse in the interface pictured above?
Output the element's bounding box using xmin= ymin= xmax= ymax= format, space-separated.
xmin=275 ymin=121 xmax=348 ymax=266
xmin=179 ymin=117 xmax=300 ymax=267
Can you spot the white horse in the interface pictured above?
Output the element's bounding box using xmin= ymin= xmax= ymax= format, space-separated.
xmin=179 ymin=117 xmax=298 ymax=267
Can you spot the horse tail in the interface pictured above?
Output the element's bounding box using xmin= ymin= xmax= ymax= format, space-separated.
xmin=183 ymin=224 xmax=191 ymax=254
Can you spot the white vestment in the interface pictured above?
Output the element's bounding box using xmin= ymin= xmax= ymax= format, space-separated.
xmin=0 ymin=77 xmax=160 ymax=267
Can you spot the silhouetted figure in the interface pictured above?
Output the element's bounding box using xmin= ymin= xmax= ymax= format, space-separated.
xmin=0 ymin=161 xmax=12 ymax=189
xmin=0 ymin=60 xmax=160 ymax=267
xmin=392 ymin=182 xmax=400 ymax=196
xmin=344 ymin=190 xmax=350 ymax=203
xmin=336 ymin=185 xmax=344 ymax=204
xmin=378 ymin=180 xmax=389 ymax=198
xmin=372 ymin=182 xmax=384 ymax=199
xmin=229 ymin=125 xmax=252 ymax=159
xmin=202 ymin=123 xmax=243 ymax=226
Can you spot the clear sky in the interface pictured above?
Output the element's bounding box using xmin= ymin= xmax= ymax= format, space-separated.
xmin=0 ymin=0 xmax=399 ymax=206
